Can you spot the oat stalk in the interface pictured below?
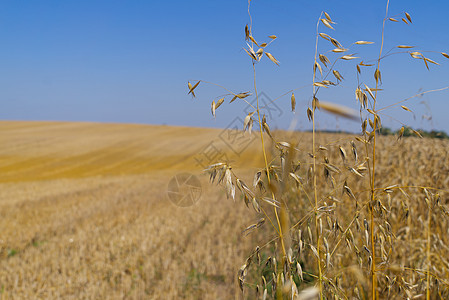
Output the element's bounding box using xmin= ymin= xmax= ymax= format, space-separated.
xmin=312 ymin=12 xmax=324 ymax=300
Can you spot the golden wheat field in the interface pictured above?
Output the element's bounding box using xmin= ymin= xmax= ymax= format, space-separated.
xmin=0 ymin=120 xmax=268 ymax=299
xmin=0 ymin=121 xmax=448 ymax=299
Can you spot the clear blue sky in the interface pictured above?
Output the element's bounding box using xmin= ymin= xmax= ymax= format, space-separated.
xmin=0 ymin=0 xmax=448 ymax=132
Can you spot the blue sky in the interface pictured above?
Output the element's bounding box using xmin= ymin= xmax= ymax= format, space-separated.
xmin=0 ymin=0 xmax=448 ymax=133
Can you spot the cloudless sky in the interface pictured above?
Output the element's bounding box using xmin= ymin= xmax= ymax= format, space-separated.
xmin=0 ymin=0 xmax=448 ymax=133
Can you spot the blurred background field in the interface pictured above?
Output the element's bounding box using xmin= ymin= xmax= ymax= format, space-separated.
xmin=0 ymin=121 xmax=266 ymax=299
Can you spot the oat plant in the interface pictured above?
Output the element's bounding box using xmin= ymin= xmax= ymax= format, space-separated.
xmin=188 ymin=1 xmax=449 ymax=299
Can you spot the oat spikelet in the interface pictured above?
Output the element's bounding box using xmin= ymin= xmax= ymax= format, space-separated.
xmin=332 ymin=70 xmax=344 ymax=82
xmin=244 ymin=112 xmax=255 ymax=134
xmin=315 ymin=62 xmax=323 ymax=77
xmin=265 ymin=52 xmax=279 ymax=65
xmin=319 ymin=54 xmax=330 ymax=67
xmin=188 ymin=81 xmax=200 ymax=97
xmin=318 ymin=32 xmax=331 ymax=41
xmin=291 ymin=93 xmax=296 ymax=112
xmin=412 ymin=129 xmax=423 ymax=138
xmin=405 ymin=12 xmax=412 ymax=23
xmin=341 ymin=55 xmax=359 ymax=60
xmin=225 ymin=168 xmax=235 ymax=200
xmin=211 ymin=100 xmax=216 ymax=117
xmin=321 ymin=18 xmax=334 ymax=30
xmin=355 ymin=41 xmax=374 ymax=45
xmin=374 ymin=69 xmax=382 ymax=84
xmin=339 ymin=146 xmax=347 ymax=163
xmin=401 ymin=105 xmax=412 ymax=112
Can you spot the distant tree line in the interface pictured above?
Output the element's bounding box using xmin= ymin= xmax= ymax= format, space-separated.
xmin=379 ymin=127 xmax=449 ymax=139
xmin=303 ymin=127 xmax=449 ymax=139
